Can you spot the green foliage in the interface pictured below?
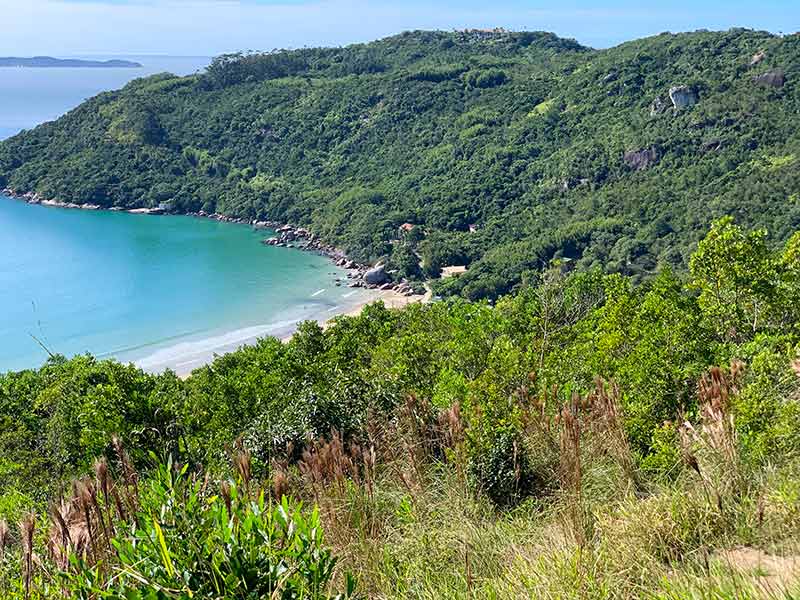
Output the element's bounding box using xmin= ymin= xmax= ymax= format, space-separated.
xmin=690 ymin=217 xmax=776 ymax=342
xmin=462 ymin=68 xmax=509 ymax=89
xmin=388 ymin=241 xmax=422 ymax=280
xmin=690 ymin=217 xmax=800 ymax=344
xmin=0 ymin=356 xmax=182 ymax=499
xmin=466 ymin=422 xmax=539 ymax=506
xmin=68 ymin=461 xmax=354 ymax=599
xmin=2 ymin=29 xmax=799 ymax=298
xmin=0 ymin=222 xmax=799 ymax=598
xmin=0 ymin=221 xmax=798 ymax=508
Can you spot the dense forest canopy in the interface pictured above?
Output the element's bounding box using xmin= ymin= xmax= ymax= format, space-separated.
xmin=1 ymin=28 xmax=798 ymax=301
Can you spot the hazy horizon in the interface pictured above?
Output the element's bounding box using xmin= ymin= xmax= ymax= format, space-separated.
xmin=3 ymin=0 xmax=797 ymax=57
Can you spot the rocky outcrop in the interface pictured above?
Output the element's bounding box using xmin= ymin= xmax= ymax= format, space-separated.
xmin=623 ymin=146 xmax=660 ymax=171
xmin=753 ymin=69 xmax=785 ymax=88
xmin=262 ymin=225 xmax=333 ymax=254
xmin=558 ymin=178 xmax=591 ymax=192
xmin=749 ymin=50 xmax=766 ymax=67
xmin=649 ymin=96 xmax=669 ymax=116
xmin=364 ymin=264 xmax=390 ymax=285
xmin=700 ymin=139 xmax=725 ymax=153
xmin=2 ymin=188 xmax=101 ymax=210
xmin=669 ymin=86 xmax=698 ymax=110
xmin=129 ymin=207 xmax=164 ymax=215
xmin=601 ymin=71 xmax=618 ymax=84
xmin=258 ymin=223 xmax=425 ymax=293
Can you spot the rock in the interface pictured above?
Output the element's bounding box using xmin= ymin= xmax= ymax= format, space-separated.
xmin=602 ymin=72 xmax=618 ymax=84
xmin=364 ymin=264 xmax=390 ymax=286
xmin=701 ymin=139 xmax=724 ymax=153
xmin=649 ymin=96 xmax=668 ymax=116
xmin=379 ymin=282 xmax=394 ymax=290
xmin=623 ymin=147 xmax=660 ymax=171
xmin=753 ymin=69 xmax=785 ymax=88
xmin=749 ymin=50 xmax=766 ymax=67
xmin=128 ymin=207 xmax=164 ymax=215
xmin=668 ymin=86 xmax=698 ymax=110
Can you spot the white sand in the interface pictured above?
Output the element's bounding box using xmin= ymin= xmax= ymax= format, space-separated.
xmin=135 ymin=287 xmax=428 ymax=377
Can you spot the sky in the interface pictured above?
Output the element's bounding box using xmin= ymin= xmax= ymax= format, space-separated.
xmin=0 ymin=0 xmax=798 ymax=57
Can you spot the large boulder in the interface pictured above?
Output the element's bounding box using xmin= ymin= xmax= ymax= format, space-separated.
xmin=669 ymin=86 xmax=699 ymax=109
xmin=753 ymin=69 xmax=785 ymax=88
xmin=364 ymin=264 xmax=390 ymax=285
xmin=749 ymin=50 xmax=766 ymax=67
xmin=623 ymin=146 xmax=660 ymax=171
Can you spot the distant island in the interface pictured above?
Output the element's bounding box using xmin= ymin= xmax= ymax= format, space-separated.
xmin=0 ymin=56 xmax=142 ymax=68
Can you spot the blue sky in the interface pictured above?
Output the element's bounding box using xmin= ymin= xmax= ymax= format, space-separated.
xmin=2 ymin=0 xmax=798 ymax=56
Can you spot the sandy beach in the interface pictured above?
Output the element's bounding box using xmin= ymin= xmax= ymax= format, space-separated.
xmin=332 ymin=286 xmax=430 ymax=321
xmin=134 ymin=287 xmax=429 ymax=378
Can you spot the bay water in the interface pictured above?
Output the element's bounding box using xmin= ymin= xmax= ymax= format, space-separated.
xmin=0 ymin=57 xmax=374 ymax=373
xmin=0 ymin=197 xmax=372 ymax=374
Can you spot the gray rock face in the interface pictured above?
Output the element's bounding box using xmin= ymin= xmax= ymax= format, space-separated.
xmin=364 ymin=264 xmax=390 ymax=285
xmin=701 ymin=139 xmax=724 ymax=153
xmin=623 ymin=147 xmax=660 ymax=171
xmin=753 ymin=69 xmax=785 ymax=88
xmin=669 ymin=86 xmax=698 ymax=109
xmin=649 ymin=96 xmax=668 ymax=116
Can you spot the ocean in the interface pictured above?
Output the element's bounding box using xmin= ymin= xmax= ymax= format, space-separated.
xmin=0 ymin=56 xmax=374 ymax=373
xmin=0 ymin=56 xmax=209 ymax=140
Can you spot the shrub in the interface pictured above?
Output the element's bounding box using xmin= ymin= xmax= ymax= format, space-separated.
xmin=467 ymin=421 xmax=540 ymax=506
xmin=2 ymin=452 xmax=358 ymax=599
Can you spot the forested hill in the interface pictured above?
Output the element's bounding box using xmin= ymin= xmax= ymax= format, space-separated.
xmin=1 ymin=28 xmax=798 ymax=299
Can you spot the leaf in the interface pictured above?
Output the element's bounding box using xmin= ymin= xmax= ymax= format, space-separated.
xmin=152 ymin=514 xmax=175 ymax=579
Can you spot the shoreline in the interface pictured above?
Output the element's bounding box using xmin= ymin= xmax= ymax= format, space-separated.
xmin=0 ymin=190 xmax=429 ymax=377
xmin=0 ymin=188 xmax=417 ymax=295
xmin=137 ymin=287 xmax=428 ymax=378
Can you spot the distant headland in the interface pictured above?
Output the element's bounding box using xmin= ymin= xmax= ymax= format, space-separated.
xmin=0 ymin=56 xmax=142 ymax=68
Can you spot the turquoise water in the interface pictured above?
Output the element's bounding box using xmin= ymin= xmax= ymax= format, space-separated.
xmin=0 ymin=55 xmax=375 ymax=373
xmin=0 ymin=197 xmax=371 ymax=373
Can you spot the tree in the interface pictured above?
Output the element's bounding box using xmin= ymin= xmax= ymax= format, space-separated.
xmin=689 ymin=217 xmax=777 ymax=342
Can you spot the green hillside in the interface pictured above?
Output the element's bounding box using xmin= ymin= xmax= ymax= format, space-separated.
xmin=1 ymin=28 xmax=799 ymax=299
xmin=1 ymin=218 xmax=799 ymax=598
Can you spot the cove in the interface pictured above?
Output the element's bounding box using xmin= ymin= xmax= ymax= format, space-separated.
xmin=0 ymin=195 xmax=373 ymax=374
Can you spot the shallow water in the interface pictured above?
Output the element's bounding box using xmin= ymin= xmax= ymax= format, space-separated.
xmin=0 ymin=197 xmax=372 ymax=373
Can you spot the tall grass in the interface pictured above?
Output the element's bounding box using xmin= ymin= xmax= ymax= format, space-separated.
xmin=2 ymin=362 xmax=799 ymax=598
